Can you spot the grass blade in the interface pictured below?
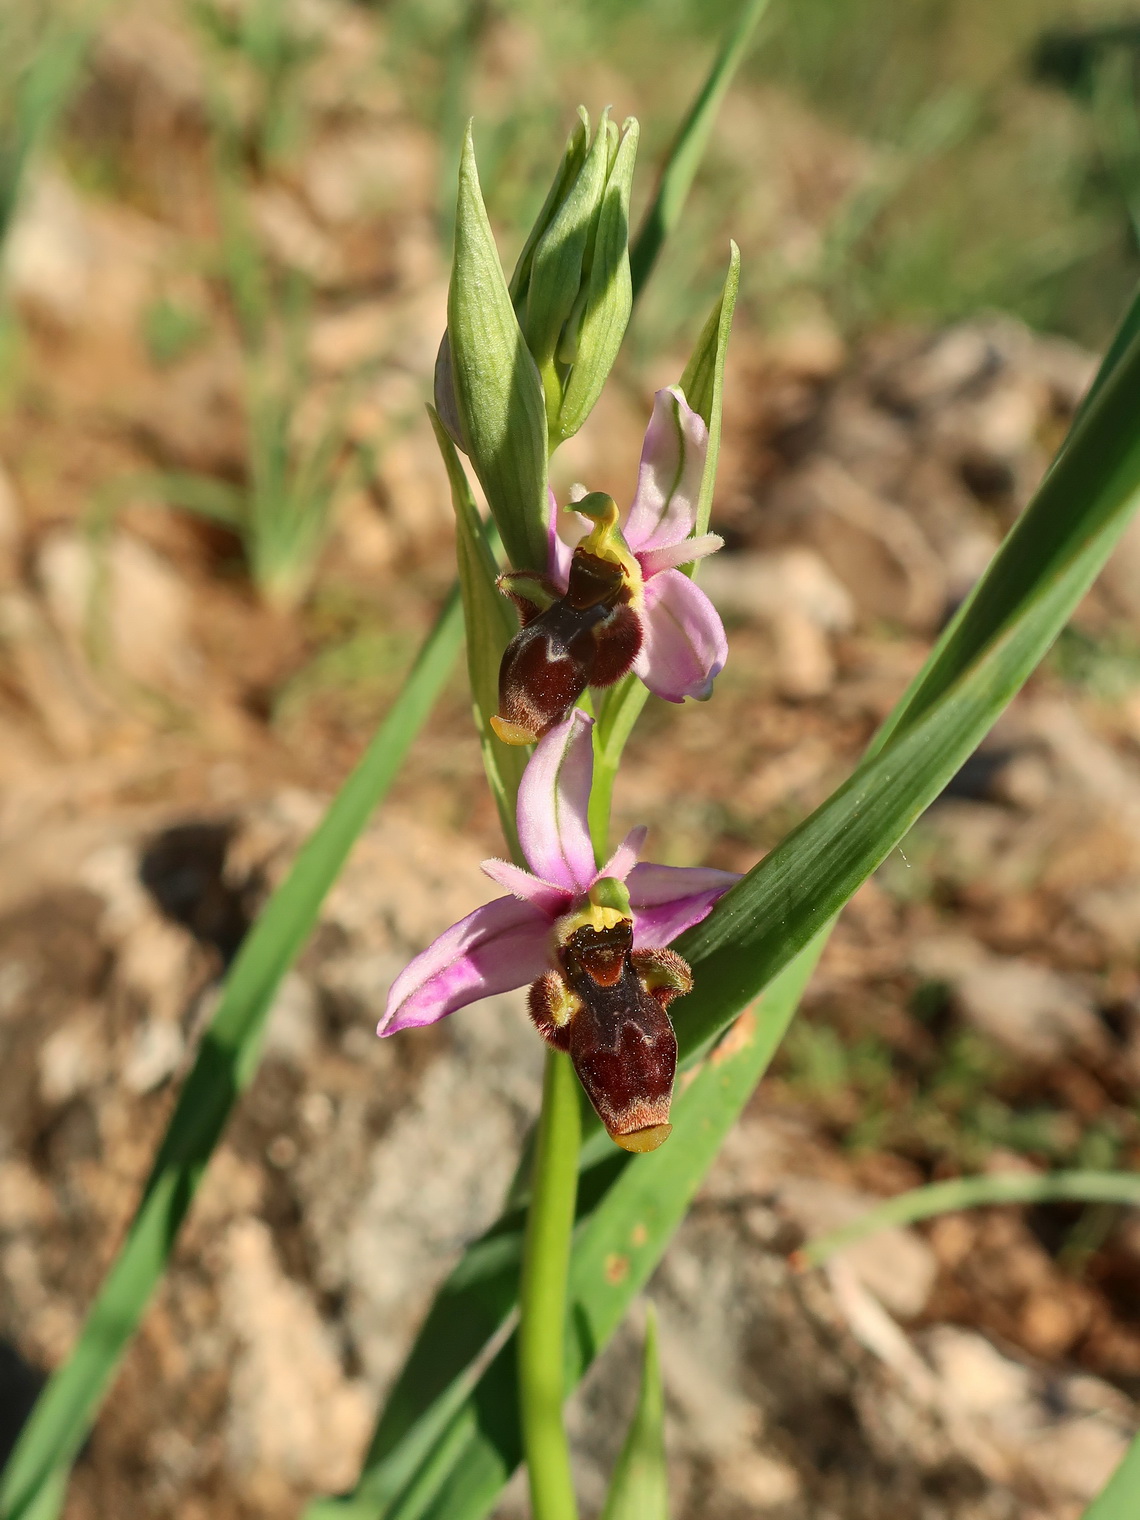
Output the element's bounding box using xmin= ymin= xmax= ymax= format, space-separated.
xmin=629 ymin=0 xmax=769 ymax=300
xmin=796 ymin=1170 xmax=1140 ymax=1269
xmin=0 ymin=590 xmax=464 ymax=1520
xmin=1084 ymin=1435 xmax=1140 ymax=1519
xmin=599 ymin=1308 xmax=668 ymax=1520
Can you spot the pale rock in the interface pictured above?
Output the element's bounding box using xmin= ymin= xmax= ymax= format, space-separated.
xmin=263 ymin=972 xmax=319 ymax=1065
xmin=38 ymin=530 xmax=192 ymax=689
xmin=38 ymin=1013 xmax=107 ymax=1104
xmin=1070 ymin=877 xmax=1140 ymax=955
xmin=303 ymin=125 xmax=435 ymax=225
xmin=1030 ymin=333 xmax=1098 ymax=414
xmin=761 ymin=317 xmax=847 ymax=380
xmin=4 ymin=170 xmax=165 ymax=334
xmin=308 ymin=300 xmax=391 ymax=374
xmin=0 ymin=962 xmax=31 ymax=1021
xmin=4 ymin=173 xmax=95 ymax=326
xmin=190 ymin=1148 xmax=265 ymax=1235
xmin=925 ymin=1325 xmax=1031 ymax=1414
xmin=911 ymin=936 xmax=1106 ymax=1062
xmin=124 ymin=1018 xmax=185 ymax=1094
xmin=251 ymin=187 xmax=344 ymax=286
xmin=314 ymin=992 xmax=540 ymax=1387
xmin=93 ymin=8 xmax=209 ymax=127
xmin=0 ymin=1159 xmax=56 ymax=1231
xmin=0 ymin=460 xmax=23 ymax=582
xmin=0 ymin=588 xmax=107 ymax=753
xmin=942 ymin=524 xmax=999 ymax=604
xmin=923 ymin=1326 xmax=1133 ymax=1504
xmin=80 ymin=840 xmax=199 ymax=1025
xmin=699 ymin=547 xmax=854 ymax=630
xmin=222 ymin=1218 xmax=371 ymax=1491
xmin=778 ymin=1178 xmax=937 ymax=1319
xmin=333 ymin=488 xmax=396 ymax=571
xmin=717 ymin=1450 xmax=803 ymax=1506
xmin=700 ymin=548 xmax=855 ymax=698
xmin=882 ymin=325 xmax=999 ymax=410
xmin=785 ymin=457 xmax=946 ymax=630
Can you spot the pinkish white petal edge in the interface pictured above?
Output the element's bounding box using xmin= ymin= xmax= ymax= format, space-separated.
xmin=517 ymin=709 xmax=598 ymax=893
xmin=623 ymin=387 xmax=708 ymax=554
xmin=632 ymin=568 xmax=728 ymax=703
xmin=379 ymin=895 xmax=553 ymax=1035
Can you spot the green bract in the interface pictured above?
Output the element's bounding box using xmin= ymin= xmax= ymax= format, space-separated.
xmin=554 ymin=117 xmax=638 ymax=445
xmin=600 ymin=1309 xmax=669 ymax=1520
xmin=508 ymin=109 xmax=640 ymax=447
xmin=447 ymin=124 xmax=549 ymax=574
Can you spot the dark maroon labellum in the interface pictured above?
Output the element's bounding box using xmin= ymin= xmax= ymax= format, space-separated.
xmin=528 ymin=917 xmax=692 ymax=1151
xmin=491 ymin=549 xmax=642 ymax=746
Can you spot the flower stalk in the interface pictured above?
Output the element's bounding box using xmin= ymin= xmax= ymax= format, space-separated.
xmin=518 ymin=1047 xmax=582 ymax=1520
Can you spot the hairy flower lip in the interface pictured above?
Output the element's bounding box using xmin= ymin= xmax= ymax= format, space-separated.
xmin=492 ymin=385 xmax=729 ymax=744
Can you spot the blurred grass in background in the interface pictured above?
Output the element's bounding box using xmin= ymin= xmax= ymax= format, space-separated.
xmin=382 ymin=0 xmax=1140 ymax=350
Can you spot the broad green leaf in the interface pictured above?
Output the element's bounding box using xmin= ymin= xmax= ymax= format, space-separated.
xmin=628 ymin=0 xmax=769 ymax=299
xmin=555 ymin=119 xmax=638 ymax=443
xmin=600 ymin=1308 xmax=668 ymax=1520
xmin=449 ymin=124 xmax=549 ymax=573
xmin=428 ymin=405 xmax=527 ymax=856
xmin=797 ymin=1170 xmax=1140 ymax=1269
xmin=0 ymin=589 xmax=464 ymax=1520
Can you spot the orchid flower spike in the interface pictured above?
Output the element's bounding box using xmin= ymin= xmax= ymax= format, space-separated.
xmin=378 ymin=710 xmax=739 ymax=1150
xmin=490 ymin=386 xmax=729 ymax=746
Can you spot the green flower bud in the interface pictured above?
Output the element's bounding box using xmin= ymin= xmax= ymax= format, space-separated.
xmin=553 ymin=117 xmax=638 ymax=445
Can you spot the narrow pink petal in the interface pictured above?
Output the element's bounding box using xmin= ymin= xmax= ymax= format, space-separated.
xmin=480 ymin=857 xmax=570 ymax=918
xmin=546 ymin=487 xmax=573 ymax=592
xmin=517 ymin=709 xmax=598 ymax=892
xmin=626 ymin=862 xmax=741 ymax=950
xmin=600 ymin=825 xmax=647 ymax=883
xmin=379 ymin=895 xmax=552 ymax=1034
xmin=637 ymin=533 xmax=723 ymax=578
xmin=623 ymin=388 xmax=708 ymax=553
xmin=632 ymin=569 xmax=728 ymax=703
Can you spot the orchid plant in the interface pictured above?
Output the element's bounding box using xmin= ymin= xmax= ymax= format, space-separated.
xmin=389 ymin=110 xmax=746 ymax=1516
xmin=12 ymin=17 xmax=1140 ymax=1516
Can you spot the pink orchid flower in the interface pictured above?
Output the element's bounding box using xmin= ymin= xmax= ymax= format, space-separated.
xmin=379 ymin=709 xmax=739 ymax=1149
xmin=490 ymin=386 xmax=729 ymax=746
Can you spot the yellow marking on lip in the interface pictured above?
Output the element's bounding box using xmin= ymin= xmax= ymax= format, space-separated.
xmin=612 ymin=1123 xmax=672 ymax=1153
xmin=489 ymin=716 xmax=537 ymax=746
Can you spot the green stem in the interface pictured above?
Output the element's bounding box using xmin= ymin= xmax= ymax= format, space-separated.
xmin=518 ymin=1049 xmax=582 ymax=1520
